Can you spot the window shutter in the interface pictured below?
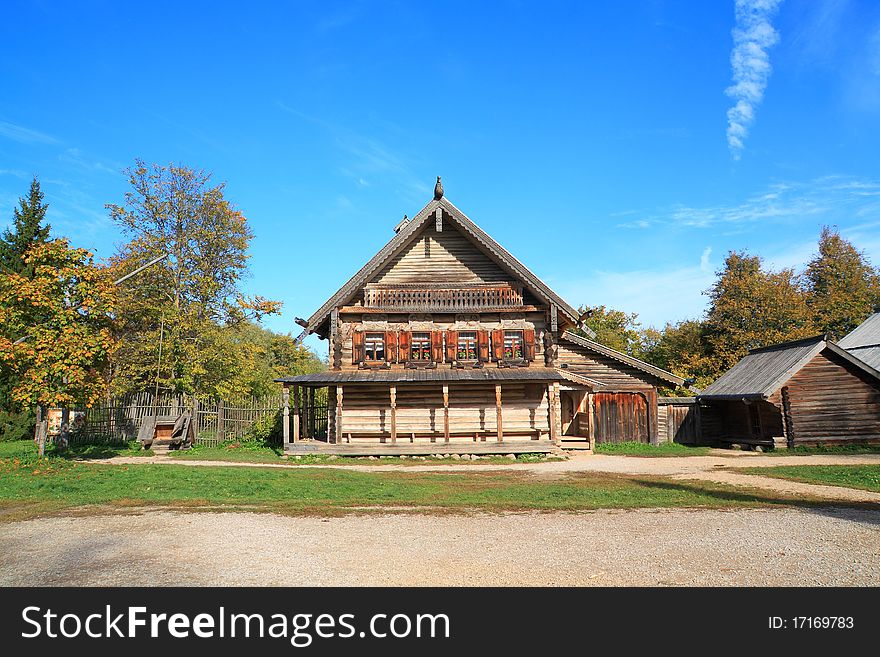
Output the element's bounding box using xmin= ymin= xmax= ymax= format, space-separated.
xmin=352 ymin=331 xmax=365 ymax=364
xmin=398 ymin=330 xmax=411 ymax=362
xmin=385 ymin=331 xmax=398 ymax=363
xmin=523 ymin=329 xmax=536 ymax=361
xmin=477 ymin=331 xmax=490 ymax=362
xmin=431 ymin=331 xmax=444 ymax=362
xmin=445 ymin=330 xmax=458 ymax=362
xmin=491 ymin=329 xmax=504 ymax=361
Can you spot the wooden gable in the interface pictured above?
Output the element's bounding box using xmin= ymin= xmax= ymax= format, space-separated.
xmin=372 ymin=224 xmax=514 ymax=286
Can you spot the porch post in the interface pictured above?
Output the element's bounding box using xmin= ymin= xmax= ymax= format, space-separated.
xmin=292 ymin=385 xmax=301 ymax=442
xmin=335 ymin=385 xmax=343 ymax=444
xmin=307 ymin=387 xmax=315 ymax=439
xmin=282 ymin=385 xmax=290 ymax=444
xmin=442 ymin=385 xmax=450 ymax=443
xmin=390 ymin=385 xmax=397 ymax=443
xmin=495 ymin=384 xmax=503 ymax=443
xmin=548 ymin=383 xmax=559 ymax=443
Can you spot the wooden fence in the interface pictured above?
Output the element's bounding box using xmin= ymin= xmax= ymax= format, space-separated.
xmin=63 ymin=390 xmax=331 ymax=447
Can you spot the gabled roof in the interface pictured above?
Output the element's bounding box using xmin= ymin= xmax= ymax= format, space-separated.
xmin=560 ymin=331 xmax=685 ymax=387
xmin=839 ymin=313 xmax=880 ymax=370
xmin=305 ymin=196 xmax=580 ymax=336
xmin=698 ymin=334 xmax=880 ymax=400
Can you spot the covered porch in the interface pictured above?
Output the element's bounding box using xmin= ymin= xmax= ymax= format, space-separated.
xmin=275 ymin=368 xmax=566 ymax=455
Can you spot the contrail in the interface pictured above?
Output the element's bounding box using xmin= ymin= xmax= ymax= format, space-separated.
xmin=726 ymin=0 xmax=784 ymax=160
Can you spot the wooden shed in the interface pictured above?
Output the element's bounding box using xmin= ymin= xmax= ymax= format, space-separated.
xmin=698 ymin=334 xmax=880 ymax=448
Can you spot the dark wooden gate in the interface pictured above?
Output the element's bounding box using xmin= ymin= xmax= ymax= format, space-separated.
xmin=593 ymin=392 xmax=649 ymax=444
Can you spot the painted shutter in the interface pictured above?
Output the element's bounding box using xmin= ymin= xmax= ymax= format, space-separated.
xmin=398 ymin=330 xmax=411 ymax=362
xmin=351 ymin=331 xmax=365 ymax=365
xmin=385 ymin=331 xmax=398 ymax=363
xmin=491 ymin=329 xmax=504 ymax=361
xmin=431 ymin=331 xmax=444 ymax=363
xmin=477 ymin=331 xmax=490 ymax=362
xmin=523 ymin=329 xmax=536 ymax=361
xmin=445 ymin=330 xmax=458 ymax=362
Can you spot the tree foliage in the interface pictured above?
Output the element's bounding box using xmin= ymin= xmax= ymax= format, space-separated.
xmin=703 ymin=251 xmax=814 ymax=374
xmin=804 ymin=226 xmax=880 ymax=339
xmin=0 ymin=178 xmax=52 ymax=439
xmin=106 ymin=160 xmax=286 ymax=397
xmin=0 ymin=240 xmax=116 ymax=409
xmin=0 ymin=177 xmax=51 ymax=276
xmin=577 ymin=305 xmax=644 ymax=357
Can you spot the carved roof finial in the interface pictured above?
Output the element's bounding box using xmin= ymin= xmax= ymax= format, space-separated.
xmin=434 ymin=176 xmax=443 ymax=200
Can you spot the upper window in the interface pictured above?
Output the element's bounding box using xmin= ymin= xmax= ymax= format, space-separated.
xmin=410 ymin=332 xmax=431 ymax=361
xmin=457 ymin=331 xmax=478 ymax=361
xmin=503 ymin=330 xmax=524 ymax=360
xmin=364 ymin=332 xmax=385 ymax=362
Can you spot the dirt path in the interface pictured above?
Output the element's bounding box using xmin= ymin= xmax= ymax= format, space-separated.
xmin=97 ymin=451 xmax=880 ymax=503
xmin=2 ymin=507 xmax=877 ymax=586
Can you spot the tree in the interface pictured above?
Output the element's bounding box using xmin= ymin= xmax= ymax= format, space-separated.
xmin=0 ymin=177 xmax=51 ymax=275
xmin=704 ymin=251 xmax=813 ymax=375
xmin=577 ymin=305 xmax=644 ymax=356
xmin=641 ymin=319 xmax=713 ymax=390
xmin=0 ymin=240 xmax=116 ymax=410
xmin=804 ymin=226 xmax=880 ymax=340
xmin=0 ymin=177 xmax=52 ymax=440
xmin=106 ymin=160 xmax=281 ymax=397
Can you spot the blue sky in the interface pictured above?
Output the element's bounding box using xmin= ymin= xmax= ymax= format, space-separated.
xmin=2 ymin=0 xmax=880 ymax=353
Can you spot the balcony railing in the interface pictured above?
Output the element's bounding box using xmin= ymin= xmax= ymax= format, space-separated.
xmin=364 ymin=284 xmax=524 ymax=312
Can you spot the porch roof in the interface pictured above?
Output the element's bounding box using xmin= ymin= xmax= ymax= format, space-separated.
xmin=276 ymin=367 xmax=567 ymax=386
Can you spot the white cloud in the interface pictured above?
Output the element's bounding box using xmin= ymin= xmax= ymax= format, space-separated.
xmin=725 ymin=0 xmax=784 ymax=159
xmin=618 ymin=175 xmax=880 ymax=230
xmin=0 ymin=119 xmax=58 ymax=145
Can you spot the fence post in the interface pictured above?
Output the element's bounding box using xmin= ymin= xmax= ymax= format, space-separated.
xmin=217 ymin=399 xmax=225 ymax=443
xmin=191 ymin=397 xmax=200 ymax=442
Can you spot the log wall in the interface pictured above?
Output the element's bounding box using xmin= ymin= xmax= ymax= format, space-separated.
xmin=767 ymin=351 xmax=880 ymax=445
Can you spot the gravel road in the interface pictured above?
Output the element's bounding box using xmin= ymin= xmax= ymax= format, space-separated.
xmin=2 ymin=507 xmax=878 ymax=586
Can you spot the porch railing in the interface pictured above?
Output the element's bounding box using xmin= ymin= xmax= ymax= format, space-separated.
xmin=364 ymin=284 xmax=524 ymax=311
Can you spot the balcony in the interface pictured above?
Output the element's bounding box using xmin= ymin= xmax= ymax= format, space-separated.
xmin=363 ymin=284 xmax=524 ymax=312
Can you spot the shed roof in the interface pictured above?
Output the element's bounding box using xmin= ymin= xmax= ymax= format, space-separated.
xmin=276 ymin=367 xmax=567 ymax=386
xmin=305 ymin=195 xmax=580 ymax=336
xmin=559 ymin=331 xmax=685 ymax=387
xmin=839 ymin=313 xmax=880 ymax=370
xmin=698 ymin=334 xmax=880 ymax=400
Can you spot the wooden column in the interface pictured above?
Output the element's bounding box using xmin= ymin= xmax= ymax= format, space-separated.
xmin=282 ymin=386 xmax=290 ymax=444
xmin=548 ymin=383 xmax=559 ymax=443
xmin=292 ymin=385 xmax=301 ymax=442
xmin=335 ymin=385 xmax=344 ymax=444
xmin=191 ymin=397 xmax=200 ymax=440
xmin=781 ymin=387 xmax=795 ymax=448
xmin=390 ymin=385 xmax=397 ymax=443
xmin=307 ymin=387 xmax=315 ymax=439
xmin=495 ymin=384 xmax=503 ymax=443
xmin=442 ymin=385 xmax=450 ymax=443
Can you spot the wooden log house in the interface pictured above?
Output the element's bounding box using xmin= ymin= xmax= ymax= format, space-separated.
xmin=277 ymin=178 xmax=684 ymax=455
xmin=698 ymin=334 xmax=880 ymax=448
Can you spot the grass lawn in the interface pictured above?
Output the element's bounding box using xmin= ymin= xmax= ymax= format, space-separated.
xmin=0 ymin=440 xmax=814 ymax=521
xmin=743 ymin=465 xmax=880 ymax=493
xmin=0 ymin=439 xmax=152 ymax=460
xmin=767 ymin=444 xmax=880 ymax=456
xmin=594 ymin=441 xmax=713 ymax=457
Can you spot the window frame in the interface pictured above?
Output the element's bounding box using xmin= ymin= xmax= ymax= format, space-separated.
xmin=409 ymin=331 xmax=432 ymax=363
xmin=363 ymin=332 xmax=387 ymax=364
xmin=456 ymin=331 xmax=479 ymax=362
xmin=502 ymin=329 xmax=526 ymax=362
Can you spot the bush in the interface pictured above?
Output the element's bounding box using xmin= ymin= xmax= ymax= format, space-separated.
xmin=243 ymin=411 xmax=283 ymax=445
xmin=0 ymin=409 xmax=35 ymax=442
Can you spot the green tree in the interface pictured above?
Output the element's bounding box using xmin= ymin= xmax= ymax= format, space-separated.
xmin=577 ymin=305 xmax=643 ymax=356
xmin=107 ymin=160 xmax=281 ymax=397
xmin=0 ymin=177 xmax=52 ymax=440
xmin=804 ymin=226 xmax=880 ymax=339
xmin=704 ymin=251 xmax=813 ymax=376
xmin=0 ymin=177 xmax=51 ymax=275
xmin=0 ymin=240 xmax=116 ymax=410
xmin=641 ymin=319 xmax=713 ymax=389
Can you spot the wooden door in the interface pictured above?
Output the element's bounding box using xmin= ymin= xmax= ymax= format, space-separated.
xmin=593 ymin=392 xmax=649 ymax=444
